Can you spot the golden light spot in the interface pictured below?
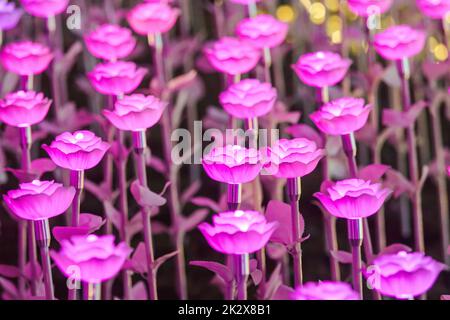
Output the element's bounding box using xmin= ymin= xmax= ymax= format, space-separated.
xmin=325 ymin=0 xmax=339 ymax=12
xmin=434 ymin=43 xmax=448 ymax=61
xmin=310 ymin=2 xmax=326 ymax=25
xmin=276 ymin=5 xmax=295 ymax=23
xmin=428 ymin=36 xmax=438 ymax=53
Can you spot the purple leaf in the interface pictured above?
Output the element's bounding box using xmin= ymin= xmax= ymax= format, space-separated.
xmin=0 ymin=265 xmax=20 ymax=278
xmin=130 ymin=180 xmax=167 ymax=208
xmin=385 ymin=169 xmax=415 ymax=198
xmin=250 ymin=269 xmax=263 ymax=286
xmin=285 ymin=124 xmax=324 ymax=148
xmin=166 ymin=70 xmax=197 ymax=93
xmin=358 ymin=164 xmax=390 ymax=182
xmin=261 ymin=264 xmax=282 ymax=300
xmin=131 ymin=242 xmax=148 ymax=275
xmin=330 ymin=250 xmax=353 ymax=264
xmin=154 ymin=251 xmax=179 ymax=272
xmin=189 ymin=261 xmax=233 ymax=283
xmin=0 ymin=277 xmax=18 ymax=299
xmin=181 ymin=180 xmax=202 ymax=206
xmin=378 ymin=243 xmax=412 ymax=256
xmin=272 ymin=284 xmax=295 ymax=300
xmin=179 ymin=209 xmax=209 ymax=232
xmin=266 ymin=243 xmax=288 ymax=260
xmin=53 ymin=213 xmax=104 ymax=243
xmin=131 ymin=281 xmax=148 ymax=300
xmin=422 ymin=60 xmax=450 ymax=81
xmin=265 ymin=200 xmax=294 ymax=245
xmin=31 ymin=158 xmax=56 ymax=176
xmin=382 ymin=101 xmax=427 ymax=128
xmin=191 ymin=197 xmax=222 ymax=212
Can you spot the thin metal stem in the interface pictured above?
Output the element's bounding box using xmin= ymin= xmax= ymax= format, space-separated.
xmin=233 ymin=254 xmax=249 ymax=300
xmin=287 ymin=177 xmax=303 ymax=287
xmin=35 ymin=220 xmax=54 ymax=300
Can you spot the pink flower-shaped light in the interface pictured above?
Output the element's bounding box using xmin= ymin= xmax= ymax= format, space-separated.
xmin=88 ymin=61 xmax=147 ymax=96
xmin=127 ymin=2 xmax=179 ymax=36
xmin=347 ymin=0 xmax=393 ymax=17
xmin=373 ymin=25 xmax=426 ymax=60
xmin=0 ymin=41 xmax=53 ymax=76
xmin=292 ymin=281 xmax=359 ymax=300
xmin=292 ymin=51 xmax=352 ymax=88
xmin=19 ymin=0 xmax=68 ymax=18
xmin=310 ymin=97 xmax=372 ymax=136
xmin=0 ymin=0 xmax=23 ymax=31
xmin=314 ymin=179 xmax=392 ymax=219
xmin=236 ymin=14 xmax=288 ymax=49
xmin=219 ymin=79 xmax=276 ymax=119
xmin=204 ymin=37 xmax=261 ymax=76
xmin=42 ymin=130 xmax=110 ymax=171
xmin=3 ymin=180 xmax=75 ymax=221
xmin=416 ymin=0 xmax=450 ymax=20
xmin=202 ymin=145 xmax=262 ymax=184
xmin=103 ymin=94 xmax=167 ymax=131
xmin=365 ymin=251 xmax=445 ymax=299
xmin=198 ymin=210 xmax=278 ymax=255
xmin=51 ymin=234 xmax=132 ymax=283
xmin=264 ymin=138 xmax=324 ymax=178
xmin=85 ymin=24 xmax=137 ymax=62
xmin=0 ymin=91 xmax=51 ymax=127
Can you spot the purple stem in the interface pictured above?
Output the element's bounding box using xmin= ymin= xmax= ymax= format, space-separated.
xmin=347 ymin=219 xmax=363 ymax=299
xmin=117 ymin=130 xmax=132 ymax=299
xmin=287 ymin=177 xmax=303 ymax=287
xmin=152 ymin=32 xmax=188 ymax=300
xmin=132 ymin=131 xmax=158 ymax=300
xmin=68 ymin=170 xmax=84 ymax=300
xmin=430 ymin=95 xmax=449 ymax=265
xmin=20 ymin=126 xmax=38 ymax=297
xmin=233 ymin=254 xmax=249 ymax=300
xmin=316 ymin=87 xmax=341 ymax=282
xmin=34 ymin=219 xmax=54 ymax=300
xmin=396 ymin=59 xmax=425 ymax=253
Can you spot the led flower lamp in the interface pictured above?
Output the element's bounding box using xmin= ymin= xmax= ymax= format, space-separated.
xmin=84 ymin=24 xmax=137 ymax=62
xmin=198 ymin=210 xmax=278 ymax=300
xmin=365 ymin=251 xmax=445 ymax=299
xmin=204 ymin=37 xmax=261 ymax=80
xmin=202 ymin=145 xmax=262 ymax=210
xmin=51 ymin=234 xmax=132 ymax=300
xmin=292 ymin=281 xmax=359 ymax=300
xmin=416 ymin=0 xmax=450 ymax=20
xmin=264 ymin=138 xmax=324 ymax=287
xmin=88 ymin=61 xmax=147 ymax=97
xmin=236 ymin=14 xmax=288 ymax=82
xmin=0 ymin=0 xmax=23 ymax=36
xmin=292 ymin=51 xmax=352 ymax=104
xmin=315 ymin=179 xmax=392 ymax=298
xmin=0 ymin=41 xmax=53 ymax=90
xmin=43 ymin=131 xmax=110 ymax=227
xmin=4 ymin=180 xmax=75 ymax=300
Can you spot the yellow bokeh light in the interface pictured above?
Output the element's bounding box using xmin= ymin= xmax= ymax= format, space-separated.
xmin=299 ymin=0 xmax=312 ymax=12
xmin=276 ymin=5 xmax=295 ymax=23
xmin=310 ymin=2 xmax=326 ymax=25
xmin=434 ymin=43 xmax=448 ymax=61
xmin=327 ymin=15 xmax=342 ymax=43
xmin=325 ymin=0 xmax=339 ymax=12
xmin=428 ymin=36 xmax=438 ymax=53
